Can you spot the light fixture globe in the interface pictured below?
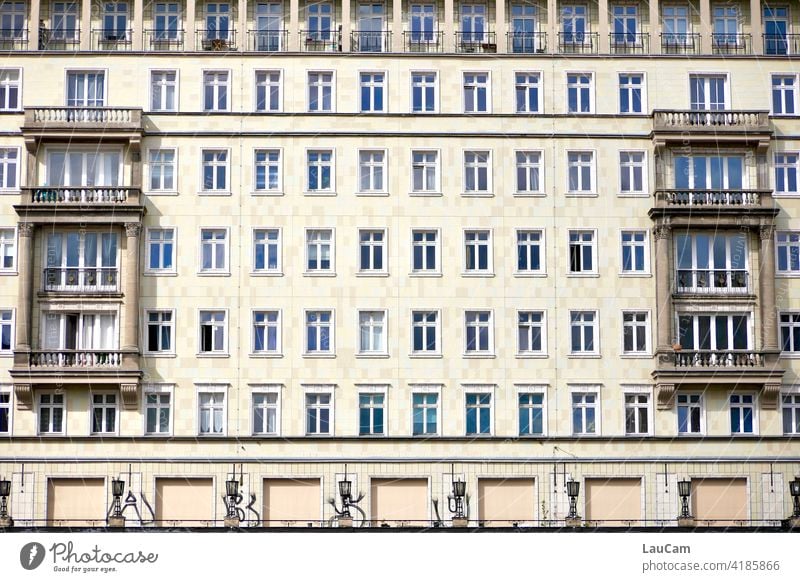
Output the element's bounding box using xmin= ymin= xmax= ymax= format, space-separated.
xmin=338 ymin=479 xmax=352 ymax=499
xmin=678 ymin=479 xmax=691 ymax=498
xmin=453 ymin=479 xmax=466 ymax=498
xmin=566 ymin=478 xmax=580 ymax=498
xmin=225 ymin=478 xmax=239 ymax=498
xmin=0 ymin=479 xmax=10 ymax=498
xmin=111 ymin=479 xmax=125 ymax=498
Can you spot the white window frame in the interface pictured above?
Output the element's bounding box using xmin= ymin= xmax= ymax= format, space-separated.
xmin=144 ymin=226 xmax=177 ymax=275
xmin=618 ymin=150 xmax=647 ymax=196
xmin=779 ymin=311 xmax=800 ymax=356
xmin=149 ymin=69 xmax=178 ymax=112
xmin=0 ymin=146 xmax=20 ymax=192
xmin=202 ymin=69 xmax=231 ymax=112
xmin=514 ymin=150 xmax=544 ymax=196
xmin=251 ymin=309 xmax=282 ymax=356
xmin=515 ymin=384 xmax=548 ymax=436
xmin=463 ymin=150 xmax=492 ymax=195
xmin=142 ymin=383 xmax=173 ymax=436
xmin=251 ymin=227 xmax=282 ymax=275
xmin=410 ymin=149 xmax=441 ymax=195
xmin=0 ymin=227 xmax=17 ymax=274
xmin=198 ymin=227 xmax=230 ymax=275
xmin=688 ymin=72 xmax=730 ymax=111
xmin=146 ymin=147 xmax=178 ymax=195
xmin=566 ymin=71 xmax=594 ymax=114
xmin=776 ymin=231 xmax=800 ymax=276
xmin=677 ymin=392 xmax=705 ymax=435
xmin=463 ymin=228 xmax=493 ymax=275
xmin=570 ymin=384 xmax=601 ymax=436
xmin=0 ymin=385 xmax=11 ymax=435
xmin=199 ymin=148 xmax=231 ymax=195
xmin=252 ymin=148 xmax=283 ymax=195
xmin=251 ymin=384 xmax=282 ymax=436
xmin=254 ymin=69 xmax=283 ymax=113
xmin=359 ymin=70 xmax=387 ymax=113
xmin=305 ymin=148 xmax=336 ymax=194
xmin=771 ymin=73 xmax=798 ymax=116
xmin=410 ymin=70 xmax=439 ymax=113
xmin=514 ymin=71 xmax=542 ymax=114
xmin=410 ymin=309 xmax=441 ymax=356
xmin=464 ymin=309 xmax=494 ymax=356
xmin=195 ymin=383 xmax=228 ymax=436
xmin=303 ymin=384 xmax=335 ymax=436
xmin=782 ymin=387 xmax=800 ymax=435
xmin=0 ymin=68 xmax=21 ymax=112
xmin=303 ymin=309 xmax=335 ymax=356
xmin=462 ymin=71 xmax=491 ymax=114
xmin=357 ymin=384 xmax=388 ymax=436
xmin=516 ymin=309 xmax=547 ymax=356
xmin=618 ymin=72 xmax=646 ymax=114
xmin=463 ymin=383 xmax=495 ymax=436
xmin=410 ymin=228 xmax=441 ymax=275
xmin=410 ymin=384 xmax=441 ymax=436
xmin=307 ymin=70 xmax=335 ymax=113
xmin=197 ymin=308 xmax=229 ymax=356
xmin=37 ymin=391 xmax=66 ymax=436
xmin=65 ymin=69 xmax=107 ymax=107
xmin=729 ymin=391 xmax=758 ymax=436
xmin=514 ymin=228 xmax=546 ymax=276
xmin=357 ymin=309 xmax=388 ymax=356
xmin=142 ymin=308 xmax=176 ymax=356
xmin=358 ymin=228 xmax=387 ymax=274
xmin=620 ymin=229 xmax=650 ymax=275
xmin=567 ymin=228 xmax=598 ymax=276
xmin=622 ymin=385 xmax=653 ymax=436
xmin=0 ymin=309 xmax=12 ymax=354
xmin=304 ymin=228 xmax=335 ymax=274
xmin=566 ymin=150 xmax=596 ymax=195
xmin=774 ymin=151 xmax=799 ymax=197
xmin=357 ymin=149 xmax=388 ymax=195
xmin=621 ymin=309 xmax=652 ymax=356
xmin=89 ymin=390 xmax=119 ymax=435
xmin=569 ymin=309 xmax=599 ymax=356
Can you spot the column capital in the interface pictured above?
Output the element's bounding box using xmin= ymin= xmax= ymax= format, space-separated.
xmin=125 ymin=222 xmax=142 ymax=238
xmin=759 ymin=224 xmax=775 ymax=241
xmin=17 ymin=222 xmax=34 ymax=237
xmin=653 ymin=223 xmax=672 ymax=240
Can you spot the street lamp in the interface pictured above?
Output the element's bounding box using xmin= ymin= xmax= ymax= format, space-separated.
xmin=111 ymin=479 xmax=125 ymax=518
xmin=448 ymin=477 xmax=467 ymax=519
xmin=790 ymin=478 xmax=800 ymax=518
xmin=225 ymin=478 xmax=240 ymax=520
xmin=678 ymin=479 xmax=692 ymax=519
xmin=338 ymin=471 xmax=353 ymax=518
xmin=0 ymin=479 xmax=10 ymax=519
xmin=566 ymin=478 xmax=580 ymax=519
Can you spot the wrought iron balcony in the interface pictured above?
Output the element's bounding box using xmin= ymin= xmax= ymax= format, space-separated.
xmin=455 ymin=31 xmax=497 ymax=53
xmin=672 ymin=350 xmax=764 ymax=368
xmin=660 ymin=32 xmax=700 ymax=54
xmin=43 ymin=267 xmax=119 ymax=293
xmin=246 ymin=29 xmax=288 ymax=51
xmin=655 ymin=189 xmax=766 ymax=208
xmin=558 ymin=32 xmax=598 ymax=54
xmin=91 ymin=28 xmax=133 ymax=51
xmin=143 ymin=29 xmax=185 ymax=51
xmin=674 ymin=269 xmax=750 ymax=295
xmin=403 ymin=31 xmax=444 ymax=52
xmin=507 ymin=31 xmax=546 ymax=53
xmin=609 ymin=32 xmax=649 ymax=54
xmin=300 ymin=29 xmax=341 ymax=52
xmin=29 ymin=350 xmax=123 ymax=368
xmin=712 ymin=33 xmax=751 ymax=54
xmin=0 ymin=28 xmax=28 ymax=50
xmin=763 ymin=33 xmax=800 ymax=55
xmin=39 ymin=28 xmax=80 ymax=50
xmin=196 ymin=29 xmax=237 ymax=51
xmin=351 ymin=30 xmax=391 ymax=52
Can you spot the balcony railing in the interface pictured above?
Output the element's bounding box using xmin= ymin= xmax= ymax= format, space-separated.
xmin=609 ymin=32 xmax=649 ymax=54
xmin=763 ymin=34 xmax=800 ymax=55
xmin=246 ymin=29 xmax=288 ymax=51
xmin=196 ymin=29 xmax=237 ymax=51
xmin=653 ymin=109 xmax=770 ymax=131
xmin=299 ymin=29 xmax=341 ymax=52
xmin=25 ymin=186 xmax=139 ymax=205
xmin=0 ymin=28 xmax=28 ymax=50
xmin=43 ymin=267 xmax=119 ymax=293
xmin=712 ymin=33 xmax=751 ymax=54
xmin=351 ymin=30 xmax=391 ymax=52
xmin=507 ymin=31 xmax=546 ymax=53
xmin=455 ymin=31 xmax=497 ymax=53
xmin=29 ymin=350 xmax=122 ymax=368
xmin=660 ymin=32 xmax=700 ymax=54
xmin=40 ymin=28 xmax=80 ymax=50
xmin=675 ymin=270 xmax=750 ymax=294
xmin=91 ymin=28 xmax=133 ymax=51
xmin=655 ymin=189 xmax=765 ymax=208
xmin=403 ymin=31 xmax=444 ymax=52
xmin=673 ymin=350 xmax=764 ymax=368
xmin=558 ymin=32 xmax=598 ymax=54
xmin=143 ymin=29 xmax=185 ymax=51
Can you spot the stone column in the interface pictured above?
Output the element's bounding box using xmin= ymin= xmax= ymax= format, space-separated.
xmin=133 ymin=0 xmax=144 ymax=50
xmin=547 ymin=0 xmax=556 ymax=51
xmin=289 ymin=0 xmax=299 ymax=51
xmin=495 ymin=0 xmax=506 ymax=53
xmin=122 ymin=223 xmax=141 ymax=352
xmin=759 ymin=225 xmax=778 ymax=350
xmin=392 ymin=0 xmax=403 ymax=52
xmin=341 ymin=0 xmax=351 ymax=51
xmin=654 ymin=222 xmax=672 ymax=351
xmin=238 ymin=0 xmax=248 ymax=50
xmin=649 ymin=0 xmax=660 ymax=54
xmin=30 ymin=0 xmax=41 ymax=51
xmin=751 ymin=0 xmax=763 ymax=54
xmin=443 ymin=0 xmax=454 ymax=52
xmin=14 ymin=223 xmax=34 ymax=351
xmin=80 ymin=0 xmax=91 ymax=50
xmin=699 ymin=0 xmax=711 ymax=53
xmin=186 ymin=0 xmax=197 ymax=50
xmin=597 ymin=0 xmax=609 ymax=53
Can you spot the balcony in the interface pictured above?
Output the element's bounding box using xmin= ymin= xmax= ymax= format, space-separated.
xmin=29 ymin=350 xmax=123 ymax=369
xmin=507 ymin=31 xmax=546 ymax=53
xmin=351 ymin=30 xmax=391 ymax=52
xmin=0 ymin=28 xmax=28 ymax=50
xmin=609 ymin=32 xmax=649 ymax=55
xmin=143 ymin=29 xmax=185 ymax=51
xmin=656 ymin=189 xmax=766 ymax=208
xmin=651 ymin=110 xmax=771 ymax=149
xmin=763 ymin=34 xmax=800 ymax=55
xmin=660 ymin=33 xmax=700 ymax=54
xmin=43 ymin=267 xmax=119 ymax=294
xmin=558 ymin=32 xmax=598 ymax=54
xmin=91 ymin=28 xmax=133 ymax=51
xmin=21 ymin=106 xmax=143 ymax=147
xmin=711 ymin=33 xmax=751 ymax=55
xmin=650 ymin=189 xmax=777 ymax=228
xmin=195 ymin=29 xmax=237 ymax=51
xmin=455 ymin=31 xmax=497 ymax=53
xmin=403 ymin=31 xmax=444 ymax=52
xmin=299 ymin=29 xmax=341 ymax=52
xmin=674 ymin=270 xmax=750 ymax=296
xmin=39 ymin=29 xmax=80 ymax=50
xmin=246 ymin=29 xmax=288 ymax=51
xmin=25 ymin=186 xmax=139 ymax=205
xmin=15 ymin=187 xmax=145 ymax=226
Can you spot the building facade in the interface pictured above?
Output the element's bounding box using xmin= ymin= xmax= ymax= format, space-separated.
xmin=0 ymin=0 xmax=799 ymax=528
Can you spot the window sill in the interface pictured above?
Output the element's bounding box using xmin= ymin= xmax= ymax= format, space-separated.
xmin=251 ymin=433 xmax=282 ymax=438
xmin=620 ymin=353 xmax=653 ymax=359
xmin=250 ymin=271 xmax=284 ymax=277
xmin=409 ymin=353 xmax=443 ymax=359
xmin=775 ymin=272 xmax=800 ymax=278
xmin=618 ymin=272 xmax=652 ymax=278
xmin=303 ymin=191 xmax=337 ymax=197
xmin=0 ymin=189 xmax=21 ymax=196
xmin=461 ymin=192 xmax=494 ymax=197
xmin=771 ymin=193 xmax=800 ymax=199
xmin=144 ymin=271 xmax=178 ymax=277
xmin=568 ymin=353 xmax=601 ymax=358
xmin=516 ymin=353 xmax=549 ymax=359
xmin=303 ymin=272 xmax=337 ymax=277
xmin=462 ymin=272 xmax=495 ymax=277
xmin=409 ymin=272 xmax=442 ymax=277
xmin=356 ymin=272 xmax=390 ymax=277
xmin=251 ymin=190 xmax=284 ymax=197
xmin=196 ymin=353 xmax=230 ymax=358
xmin=512 ymin=192 xmax=546 ymax=197
xmin=513 ymin=272 xmax=547 ymax=278
xmin=0 ymin=270 xmax=18 ymax=276
xmin=617 ymin=192 xmax=649 ymax=198
xmin=408 ymin=191 xmax=443 ymax=197
xmin=564 ymin=192 xmax=598 ymax=198
xmin=779 ymin=352 xmax=800 ymax=359
xmin=196 ymin=434 xmax=229 ymax=438
xmin=197 ymin=191 xmax=232 ymax=196
xmin=0 ymin=353 xmax=14 ymax=358
xmin=463 ymin=353 xmax=496 ymax=359
xmin=356 ymin=353 xmax=390 ymax=359
xmin=302 ymin=353 xmax=336 ymax=359
xmin=142 ymin=352 xmax=177 ymax=358
xmin=143 ymin=434 xmax=173 ymax=438
xmin=146 ymin=190 xmax=179 ymax=196
xmin=197 ymin=271 xmax=231 ymax=277
xmin=249 ymin=353 xmax=284 ymax=358
xmin=567 ymin=273 xmax=599 ymax=278
xmin=355 ymin=191 xmax=390 ymax=197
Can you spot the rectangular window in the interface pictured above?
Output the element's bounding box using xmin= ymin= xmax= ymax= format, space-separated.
xmin=568 ymin=230 xmax=596 ymax=274
xmin=777 ymin=232 xmax=800 ymax=274
xmin=255 ymin=70 xmax=281 ymax=112
xmin=464 ymin=151 xmax=491 ymax=193
xmin=411 ymin=72 xmax=437 ymax=112
xmin=201 ymin=149 xmax=229 ymax=192
xmin=783 ymin=393 xmax=800 ymax=434
xmin=150 ymin=70 xmax=177 ymax=111
xmin=772 ymin=75 xmax=797 ymax=115
xmin=66 ymin=71 xmax=105 ymax=106
xmin=308 ymin=72 xmax=334 ymax=112
xmin=621 ymin=230 xmax=647 ymax=274
xmin=305 ymin=310 xmax=333 ymax=354
xmin=0 ymin=388 xmax=10 ymax=434
xmin=43 ymin=231 xmax=119 ymax=292
xmin=677 ymin=393 xmax=703 ymax=434
xmin=91 ymin=393 xmax=117 ymax=434
xmin=359 ymin=229 xmax=385 ymax=272
xmin=145 ymin=310 xmax=174 ymax=354
xmin=567 ymin=151 xmax=595 ymax=193
xmin=358 ymin=151 xmax=386 ymax=193
xmin=463 ymin=72 xmax=489 ymax=113
xmin=775 ymin=153 xmax=799 ymax=195
xmin=199 ymin=228 xmax=228 ymax=272
xmin=305 ymin=391 xmax=332 ymax=434
xmin=305 ymin=229 xmax=334 ymax=273
xmin=677 ymin=313 xmax=750 ymax=351
xmin=675 ymin=232 xmax=748 ymax=291
xmin=0 ymin=2 xmax=25 ymax=41
xmin=358 ymin=310 xmax=386 ymax=354
xmin=624 ymin=392 xmax=649 ymax=435
xmin=203 ymin=70 xmax=229 ymax=111
xmin=465 ymin=392 xmax=492 ymax=435
xmin=0 ymin=228 xmax=15 ymax=271
xmin=412 ymin=392 xmax=438 ymax=435
xmin=515 ymin=151 xmax=542 ymax=194
xmin=148 ymin=149 xmax=176 ymax=192
xmin=465 ymin=310 xmax=493 ymax=354
xmin=567 ymin=73 xmax=592 ymax=113
xmin=144 ymin=387 xmax=171 ymax=435
xmin=515 ymin=73 xmax=540 ymax=113
xmin=359 ymin=392 xmax=385 ymax=435
xmin=38 ymin=393 xmax=65 ymax=434
xmin=0 ymin=69 xmax=20 ymax=111
xmin=730 ymin=393 xmax=755 ymax=434
xmin=516 ymin=230 xmax=543 ymax=273
xmin=253 ymin=228 xmax=280 ymax=272
xmin=689 ymin=74 xmax=727 ymax=110
xmin=146 ymin=228 xmax=175 ymax=273
xmin=411 ymin=229 xmax=438 ymax=273
xmin=411 ymin=150 xmax=439 ymax=193
xmin=252 ymin=390 xmax=279 ymax=435
xmin=153 ymin=2 xmax=180 ymax=40
xmin=307 ymin=150 xmax=334 ymax=192
xmin=618 ymin=73 xmax=643 ymax=113
xmin=673 ymin=155 xmax=744 ymax=190
xmin=0 ymin=310 xmax=12 ymax=352
xmin=40 ymin=312 xmax=117 ymax=351
xmin=198 ymin=388 xmax=225 ymax=435
xmin=253 ymin=310 xmax=280 ymax=354
xmin=0 ymin=148 xmax=18 ymax=190
xmin=411 ymin=310 xmax=439 ymax=354
xmin=622 ymin=311 xmax=650 ymax=354
xmin=619 ymin=151 xmax=645 ymax=194
xmin=199 ymin=310 xmax=227 ymax=354
xmin=307 ymin=3 xmax=333 ymax=40
xmin=254 ymin=149 xmax=281 ymax=192
xmin=570 ymin=310 xmax=597 ymax=354
xmin=464 ymin=229 xmax=492 ymax=273
xmin=571 ymin=391 xmax=597 ymax=435
xmin=781 ymin=312 xmax=800 ymax=353
xmin=360 ymin=72 xmax=385 ymax=113
xmin=518 ymin=392 xmax=544 ymax=435
xmin=517 ymin=311 xmax=545 ymax=354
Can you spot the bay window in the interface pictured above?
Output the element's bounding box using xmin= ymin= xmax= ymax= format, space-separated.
xmin=677 ymin=313 xmax=750 ymax=351
xmin=44 ymin=231 xmax=119 ymax=291
xmin=675 ymin=232 xmax=748 ymax=292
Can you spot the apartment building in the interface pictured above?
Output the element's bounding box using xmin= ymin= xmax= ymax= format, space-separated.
xmin=0 ymin=0 xmax=799 ymax=529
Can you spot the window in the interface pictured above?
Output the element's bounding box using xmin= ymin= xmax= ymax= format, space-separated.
xmin=255 ymin=70 xmax=281 ymax=112
xmin=772 ymin=75 xmax=797 ymax=115
xmin=359 ymin=392 xmax=385 ymax=435
xmin=411 ymin=229 xmax=439 ymax=273
xmin=199 ymin=228 xmax=228 ymax=272
xmin=783 ymin=393 xmax=800 ymax=434
xmin=253 ymin=310 xmax=280 ymax=354
xmin=0 ymin=387 xmax=9 ymax=434
xmin=465 ymin=392 xmax=492 ymax=435
xmin=411 ymin=151 xmax=439 ymax=193
xmin=612 ymin=5 xmax=638 ymax=44
xmin=411 ymin=72 xmax=437 ymax=113
xmin=517 ymin=311 xmax=545 ymax=355
xmin=515 ymin=73 xmax=540 ymax=113
xmin=150 ymin=70 xmax=177 ymax=111
xmin=91 ymin=393 xmax=117 ymax=434
xmin=205 ymin=3 xmax=231 ymax=42
xmin=144 ymin=310 xmax=174 ymax=354
xmin=618 ymin=74 xmax=643 ymax=113
xmin=621 ymin=230 xmax=648 ymax=274
xmin=203 ymin=70 xmax=229 ymax=111
xmin=777 ymin=232 xmax=800 ymax=274
xmin=308 ymin=72 xmax=334 ymax=112
xmin=102 ymin=2 xmax=129 ymax=40
xmin=144 ymin=387 xmax=171 ymax=435
xmin=622 ymin=311 xmax=650 ymax=355
xmin=43 ymin=231 xmax=119 ymax=291
xmin=764 ymin=6 xmax=789 ymax=55
xmin=360 ymin=72 xmax=385 ymax=113
xmin=358 ymin=310 xmax=386 ymax=354
xmin=465 ymin=310 xmax=493 ymax=354
xmin=411 ymin=310 xmax=439 ymax=354
xmin=463 ymin=72 xmax=489 ymax=113
xmin=0 ymin=3 xmax=25 ymax=41
xmin=730 ymin=393 xmax=755 ymax=434
xmin=148 ymin=149 xmax=176 ymax=192
xmin=561 ymin=5 xmax=588 ymax=43
xmin=359 ymin=230 xmax=386 ymax=272
xmin=673 ymin=155 xmax=744 ymax=190
xmin=252 ymin=388 xmax=280 ymax=435
xmin=677 ymin=393 xmax=703 ymax=434
xmin=0 ymin=148 xmax=18 ymax=191
xmin=0 ymin=310 xmax=12 ymax=353
xmin=38 ymin=393 xmax=65 ymax=434
xmin=461 ymin=3 xmax=487 ymax=42
xmin=305 ymin=229 xmax=334 ymax=273
xmin=0 ymin=229 xmax=15 ymax=272
xmin=568 ymin=230 xmax=596 ymax=274
xmin=0 ymin=69 xmax=20 ymax=111
xmin=412 ymin=391 xmax=439 ymax=435
xmin=254 ymin=150 xmax=282 ymax=193
xmin=567 ymin=73 xmax=592 ymax=113
xmin=775 ymin=153 xmax=799 ymax=196
xmin=153 ymin=2 xmax=180 ymax=40
xmin=567 ymin=151 xmax=595 ymax=193
xmin=781 ymin=312 xmax=800 ymax=353
xmin=45 ymin=149 xmax=120 ymax=187
xmin=515 ymin=151 xmax=542 ymax=194
xmin=516 ymin=230 xmax=543 ymax=274
xmin=571 ymin=391 xmax=597 ymax=435
xmin=464 ymin=151 xmax=491 ymax=194
xmin=66 ymin=71 xmax=105 ymax=106
xmin=253 ymin=228 xmax=281 ymax=272
xmin=197 ymin=387 xmax=225 ymax=435
xmin=570 ymin=310 xmax=597 ymax=354
xmin=662 ymin=5 xmax=689 ymax=46
xmin=358 ymin=151 xmax=386 ymax=193
xmin=409 ymin=4 xmax=436 ymax=42
xmin=677 ymin=313 xmax=750 ymax=351
xmin=41 ymin=311 xmax=117 ymax=352
xmin=307 ymin=3 xmax=333 ymax=40
xmin=305 ymin=390 xmax=332 ymax=435
xmin=464 ymin=230 xmax=491 ymax=273
xmin=518 ymin=392 xmax=545 ymax=435
xmin=146 ymin=228 xmax=175 ymax=273
xmin=689 ymin=74 xmax=727 ymax=110
xmin=305 ymin=310 xmax=333 ymax=354
xmin=199 ymin=310 xmax=227 ymax=354
xmin=201 ymin=149 xmax=229 ymax=193
xmin=307 ymin=150 xmax=334 ymax=193
xmin=712 ymin=5 xmax=740 ymax=44
xmin=675 ymin=232 xmax=748 ymax=291
xmin=619 ymin=151 xmax=645 ymax=195
xmin=624 ymin=392 xmax=650 ymax=435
